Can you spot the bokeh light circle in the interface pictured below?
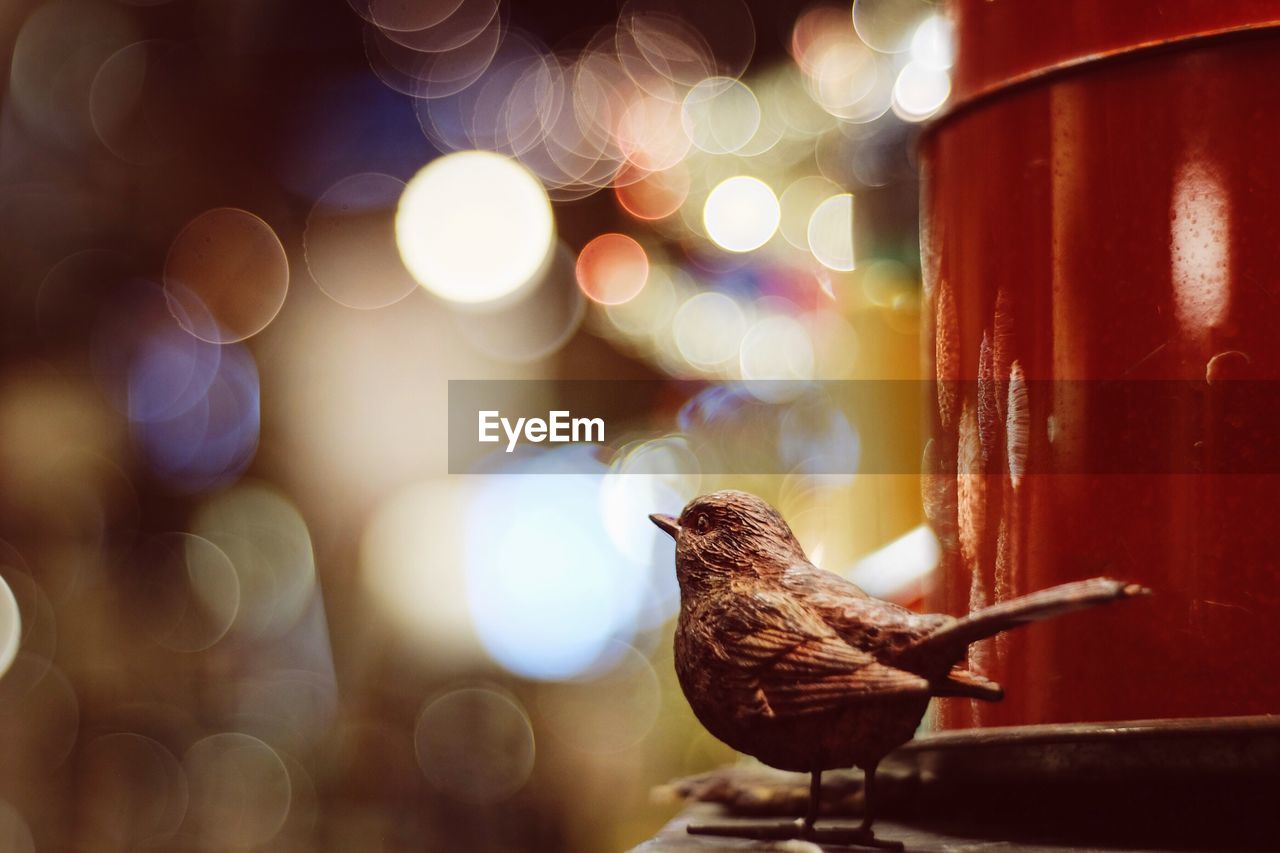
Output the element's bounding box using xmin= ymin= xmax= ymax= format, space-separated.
xmin=0 ymin=800 xmax=34 ymax=853
xmin=396 ymin=150 xmax=554 ymax=305
xmin=911 ymin=14 xmax=954 ymax=70
xmin=131 ymin=533 xmax=240 ymax=653
xmin=465 ymin=457 xmax=646 ymax=680
xmin=183 ymin=733 xmax=292 ymax=848
xmin=361 ymin=480 xmax=483 ymax=662
xmin=681 ymin=77 xmax=761 ymax=155
xmin=0 ymin=575 xmax=18 ymax=680
xmin=415 ymin=686 xmax=535 ymax=803
xmin=853 ymin=0 xmax=933 ymax=54
xmin=673 ymin=291 xmax=746 ymax=369
xmin=451 ymin=242 xmax=585 ymax=363
xmin=702 ymin=176 xmax=779 ymax=253
xmin=537 ymin=643 xmax=661 ymax=754
xmin=305 ymin=173 xmax=419 ymax=310
xmin=81 ymin=733 xmax=188 ymax=844
xmin=779 ymin=175 xmax=842 ymax=250
xmin=163 ymin=207 xmax=290 ymax=343
xmin=191 ymin=484 xmax=316 ymax=641
xmin=892 ymin=60 xmax=950 ymax=121
xmin=576 ymin=234 xmax=649 ymax=305
xmin=90 ymin=40 xmax=195 ymax=165
xmin=740 ymin=314 xmax=816 ymax=383
xmin=807 ymin=193 xmax=856 ymax=271
xmin=614 ymin=163 xmax=690 ymax=221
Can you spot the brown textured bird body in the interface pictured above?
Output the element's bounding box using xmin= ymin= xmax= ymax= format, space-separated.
xmin=651 ymin=489 xmax=1149 ymax=846
xmin=675 ymin=591 xmax=936 ymax=773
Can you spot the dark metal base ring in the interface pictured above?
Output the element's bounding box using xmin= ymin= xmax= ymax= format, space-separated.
xmin=687 ymin=819 xmax=904 ymax=850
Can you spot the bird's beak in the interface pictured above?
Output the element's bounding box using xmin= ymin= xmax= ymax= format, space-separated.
xmin=649 ymin=514 xmax=680 ymax=538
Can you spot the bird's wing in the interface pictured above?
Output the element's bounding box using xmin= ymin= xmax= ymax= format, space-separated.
xmin=719 ymin=590 xmax=930 ymax=718
xmin=780 ymin=562 xmax=952 ymax=656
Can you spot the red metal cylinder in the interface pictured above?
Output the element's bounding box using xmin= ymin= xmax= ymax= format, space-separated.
xmin=921 ymin=2 xmax=1280 ymax=727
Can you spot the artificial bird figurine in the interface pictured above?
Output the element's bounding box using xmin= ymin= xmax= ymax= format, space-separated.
xmin=651 ymin=490 xmax=1149 ymax=849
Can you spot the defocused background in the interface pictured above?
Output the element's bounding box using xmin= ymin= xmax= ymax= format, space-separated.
xmin=0 ymin=0 xmax=949 ymax=849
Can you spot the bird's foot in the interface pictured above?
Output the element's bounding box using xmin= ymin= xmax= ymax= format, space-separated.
xmin=802 ymin=823 xmax=904 ymax=850
xmin=686 ymin=819 xmax=903 ymax=850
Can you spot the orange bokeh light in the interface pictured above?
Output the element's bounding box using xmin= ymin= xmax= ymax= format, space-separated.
xmin=613 ymin=163 xmax=691 ymax=221
xmin=575 ymin=233 xmax=650 ymax=306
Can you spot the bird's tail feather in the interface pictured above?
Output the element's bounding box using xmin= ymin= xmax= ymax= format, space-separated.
xmin=903 ymin=577 xmax=1150 ymax=669
xmin=932 ymin=667 xmax=1004 ymax=701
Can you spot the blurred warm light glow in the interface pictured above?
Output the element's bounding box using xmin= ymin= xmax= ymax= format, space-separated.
xmin=576 ymin=233 xmax=650 ymax=305
xmin=183 ymin=732 xmax=292 ymax=847
xmin=617 ymin=94 xmax=691 ymax=172
xmin=355 ymin=0 xmax=468 ymax=33
xmin=779 ymin=174 xmax=841 ymax=249
xmin=848 ymin=524 xmax=940 ymax=601
xmin=304 ymin=172 xmax=420 ymax=310
xmin=80 ymin=733 xmax=188 ymax=844
xmin=163 ymin=207 xmax=290 ymax=344
xmin=0 ymin=574 xmax=18 ymax=680
xmin=396 ymin=150 xmax=555 ymax=305
xmin=192 ymin=483 xmax=317 ymax=641
xmin=740 ymin=314 xmax=816 ymax=384
xmin=0 ymin=799 xmax=34 ymax=853
xmin=0 ymin=653 xmax=81 ymax=769
xmin=813 ymin=46 xmax=882 ymax=121
xmin=131 ymin=533 xmax=240 ymax=653
xmin=892 ymin=60 xmax=950 ymax=121
xmin=452 ymin=243 xmax=586 ymax=362
xmin=911 ymin=14 xmax=955 ymax=70
xmin=852 ymin=0 xmax=933 ymax=54
xmin=602 ymin=259 xmax=682 ymax=343
xmin=861 ymin=258 xmax=914 ymax=306
xmin=415 ymin=686 xmax=536 ymax=803
xmin=9 ymin=0 xmax=140 ymax=148
xmin=361 ymin=480 xmax=484 ymax=662
xmin=702 ymin=176 xmax=780 ymax=253
xmin=681 ymin=77 xmax=761 ymax=155
xmin=90 ymin=39 xmax=194 ymax=166
xmin=614 ymin=163 xmax=691 ymax=221
xmin=617 ymin=0 xmax=756 ymax=87
xmin=537 ymin=643 xmax=661 ymax=753
xmin=674 ymin=291 xmax=747 ymax=369
xmin=808 ymin=193 xmax=856 ymax=271
xmin=363 ymin=0 xmax=505 ymax=99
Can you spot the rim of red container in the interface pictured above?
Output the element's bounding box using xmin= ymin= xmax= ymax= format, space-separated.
xmin=934 ymin=3 xmax=1280 ymax=129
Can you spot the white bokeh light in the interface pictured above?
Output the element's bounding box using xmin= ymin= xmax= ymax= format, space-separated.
xmin=0 ymin=574 xmax=19 ymax=680
xmin=465 ymin=459 xmax=647 ymax=680
xmin=892 ymin=60 xmax=950 ymax=121
xmin=847 ymin=525 xmax=940 ymax=600
xmin=396 ymin=150 xmax=554 ymax=305
xmin=673 ymin=291 xmax=747 ymax=369
xmin=703 ymin=176 xmax=780 ymax=253
xmin=807 ymin=193 xmax=856 ymax=271
xmin=911 ymin=14 xmax=955 ymax=70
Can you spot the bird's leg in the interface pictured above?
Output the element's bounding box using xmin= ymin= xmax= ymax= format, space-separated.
xmin=858 ymin=760 xmax=879 ymax=834
xmin=688 ymin=762 xmax=903 ymax=850
xmin=803 ymin=769 xmax=822 ymax=834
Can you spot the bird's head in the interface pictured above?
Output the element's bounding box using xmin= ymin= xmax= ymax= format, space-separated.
xmin=650 ymin=490 xmax=806 ymax=593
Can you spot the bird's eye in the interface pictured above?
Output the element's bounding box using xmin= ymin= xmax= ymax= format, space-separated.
xmin=694 ymin=513 xmax=710 ymax=533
